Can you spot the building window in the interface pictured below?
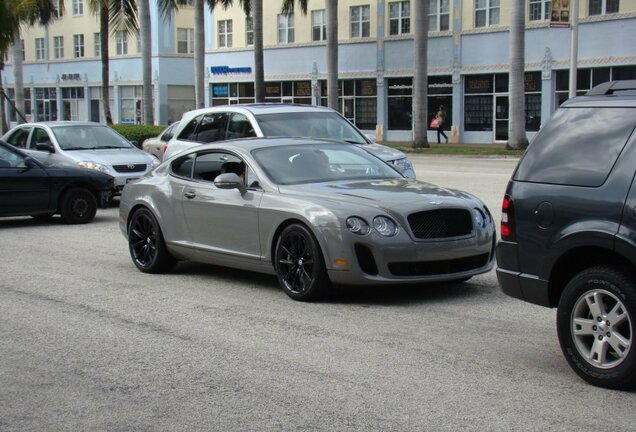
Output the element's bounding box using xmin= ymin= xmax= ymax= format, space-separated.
xmin=429 ymin=0 xmax=450 ymax=31
xmin=320 ymin=79 xmax=378 ymax=130
xmin=54 ymin=36 xmax=64 ymax=59
xmin=35 ymin=38 xmax=45 ymax=60
xmin=427 ymin=76 xmax=453 ymax=130
xmin=387 ymin=78 xmax=412 ymax=130
xmin=389 ymin=1 xmax=410 ymax=35
xmin=312 ymin=10 xmax=326 ymax=41
xmin=529 ymin=0 xmax=551 ymax=21
xmin=278 ymin=14 xmax=295 ymax=43
xmin=120 ymin=85 xmax=144 ymax=124
xmin=589 ymin=0 xmax=619 ymax=15
xmin=177 ymin=28 xmax=194 ymax=53
xmin=475 ymin=0 xmax=500 ymax=27
xmin=553 ymin=66 xmax=635 ymax=106
xmin=53 ymin=0 xmax=63 ymax=17
xmin=351 ymin=5 xmax=370 ymax=38
xmin=94 ymin=33 xmax=101 ymax=57
xmin=73 ymin=34 xmax=84 ymax=58
xmin=73 ymin=0 xmax=83 ymax=16
xmin=116 ymin=31 xmax=128 ymax=55
xmin=218 ymin=19 xmax=233 ymax=48
xmin=61 ymin=87 xmax=85 ymax=121
xmin=20 ymin=39 xmax=25 ymax=61
xmin=246 ymin=17 xmax=254 ymax=46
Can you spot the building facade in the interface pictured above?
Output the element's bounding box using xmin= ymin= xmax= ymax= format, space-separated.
xmin=3 ymin=0 xmax=636 ymax=143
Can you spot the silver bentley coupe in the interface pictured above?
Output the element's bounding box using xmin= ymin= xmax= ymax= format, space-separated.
xmin=120 ymin=137 xmax=496 ymax=301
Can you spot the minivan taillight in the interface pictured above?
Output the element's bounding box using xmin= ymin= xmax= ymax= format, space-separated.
xmin=501 ymin=195 xmax=516 ymax=241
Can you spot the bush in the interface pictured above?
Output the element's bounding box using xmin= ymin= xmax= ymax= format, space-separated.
xmin=110 ymin=124 xmax=165 ymax=146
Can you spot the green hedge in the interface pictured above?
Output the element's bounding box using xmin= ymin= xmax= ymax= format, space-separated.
xmin=110 ymin=124 xmax=165 ymax=145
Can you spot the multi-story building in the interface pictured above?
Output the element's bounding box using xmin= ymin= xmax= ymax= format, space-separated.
xmin=3 ymin=0 xmax=636 ymax=144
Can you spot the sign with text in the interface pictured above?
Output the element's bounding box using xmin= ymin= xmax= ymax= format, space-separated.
xmin=210 ymin=66 xmax=252 ymax=75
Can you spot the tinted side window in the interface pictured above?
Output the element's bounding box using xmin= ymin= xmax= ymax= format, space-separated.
xmin=0 ymin=145 xmax=27 ymax=168
xmin=177 ymin=116 xmax=200 ymax=141
xmin=193 ymin=152 xmax=241 ymax=182
xmin=515 ymin=107 xmax=636 ymax=187
xmin=196 ymin=113 xmax=228 ymax=143
xmin=160 ymin=123 xmax=177 ymax=141
xmin=29 ymin=128 xmax=52 ymax=150
xmin=171 ymin=154 xmax=194 ymax=178
xmin=227 ymin=113 xmax=256 ymax=139
xmin=6 ymin=127 xmax=31 ymax=148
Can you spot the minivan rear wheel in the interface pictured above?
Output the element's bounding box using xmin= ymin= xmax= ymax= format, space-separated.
xmin=557 ymin=266 xmax=636 ymax=389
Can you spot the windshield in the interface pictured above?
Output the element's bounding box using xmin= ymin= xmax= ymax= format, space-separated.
xmin=255 ymin=112 xmax=369 ymax=144
xmin=252 ymin=143 xmax=402 ymax=185
xmin=52 ymin=125 xmax=133 ymax=150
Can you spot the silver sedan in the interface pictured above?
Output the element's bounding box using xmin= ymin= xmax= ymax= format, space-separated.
xmin=119 ymin=137 xmax=495 ymax=301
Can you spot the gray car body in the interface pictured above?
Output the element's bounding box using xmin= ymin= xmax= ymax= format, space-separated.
xmin=120 ymin=138 xmax=495 ymax=285
xmin=1 ymin=122 xmax=158 ymax=189
xmin=162 ymin=104 xmax=417 ymax=178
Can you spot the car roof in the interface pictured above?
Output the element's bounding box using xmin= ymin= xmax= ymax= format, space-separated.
xmin=189 ymin=136 xmax=353 ymax=153
xmin=563 ymin=80 xmax=636 ymax=108
xmin=180 ymin=103 xmax=335 ymax=120
xmin=15 ymin=121 xmax=106 ymax=128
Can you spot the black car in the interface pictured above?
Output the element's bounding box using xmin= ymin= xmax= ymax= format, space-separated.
xmin=0 ymin=139 xmax=114 ymax=224
xmin=496 ymin=80 xmax=636 ymax=389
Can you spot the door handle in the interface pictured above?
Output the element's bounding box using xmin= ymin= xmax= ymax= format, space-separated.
xmin=184 ymin=191 xmax=196 ymax=199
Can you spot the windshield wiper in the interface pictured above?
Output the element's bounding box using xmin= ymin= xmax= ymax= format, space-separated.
xmin=93 ymin=145 xmax=126 ymax=149
xmin=343 ymin=139 xmax=367 ymax=144
xmin=63 ymin=146 xmax=90 ymax=150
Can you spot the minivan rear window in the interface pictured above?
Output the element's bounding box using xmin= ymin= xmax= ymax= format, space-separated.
xmin=514 ymin=107 xmax=636 ymax=187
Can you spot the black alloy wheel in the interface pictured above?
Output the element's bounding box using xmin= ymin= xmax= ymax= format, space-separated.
xmin=275 ymin=223 xmax=329 ymax=301
xmin=59 ymin=188 xmax=97 ymax=224
xmin=557 ymin=266 xmax=636 ymax=390
xmin=128 ymin=208 xmax=176 ymax=273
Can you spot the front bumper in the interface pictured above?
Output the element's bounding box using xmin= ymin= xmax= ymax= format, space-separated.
xmin=318 ymin=226 xmax=496 ymax=286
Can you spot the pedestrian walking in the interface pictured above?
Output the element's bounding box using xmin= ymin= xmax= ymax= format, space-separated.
xmin=435 ymin=105 xmax=448 ymax=144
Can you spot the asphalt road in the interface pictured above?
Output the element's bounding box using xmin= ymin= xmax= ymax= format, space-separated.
xmin=2 ymin=155 xmax=635 ymax=431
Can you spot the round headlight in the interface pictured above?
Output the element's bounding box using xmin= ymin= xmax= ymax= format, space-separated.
xmin=473 ymin=208 xmax=486 ymax=228
xmin=77 ymin=161 xmax=109 ymax=173
xmin=373 ymin=216 xmax=398 ymax=237
xmin=346 ymin=217 xmax=370 ymax=235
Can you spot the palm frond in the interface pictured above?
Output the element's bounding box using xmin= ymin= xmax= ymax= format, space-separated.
xmin=109 ymin=0 xmax=138 ymax=35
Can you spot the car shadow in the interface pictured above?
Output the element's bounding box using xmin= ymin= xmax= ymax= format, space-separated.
xmin=171 ymin=261 xmax=483 ymax=306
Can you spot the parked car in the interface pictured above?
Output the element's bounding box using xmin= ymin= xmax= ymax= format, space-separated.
xmin=120 ymin=137 xmax=495 ymax=301
xmin=162 ymin=104 xmax=416 ymax=178
xmin=141 ymin=121 xmax=179 ymax=161
xmin=0 ymin=139 xmax=114 ymax=224
xmin=496 ymin=80 xmax=636 ymax=390
xmin=2 ymin=121 xmax=160 ymax=194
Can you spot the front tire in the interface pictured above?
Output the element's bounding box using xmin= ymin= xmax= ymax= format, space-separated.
xmin=128 ymin=208 xmax=176 ymax=273
xmin=557 ymin=266 xmax=636 ymax=389
xmin=274 ymin=223 xmax=330 ymax=301
xmin=59 ymin=188 xmax=97 ymax=224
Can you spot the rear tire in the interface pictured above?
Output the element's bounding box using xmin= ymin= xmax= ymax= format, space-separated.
xmin=557 ymin=266 xmax=636 ymax=389
xmin=59 ymin=188 xmax=97 ymax=224
xmin=128 ymin=208 xmax=176 ymax=273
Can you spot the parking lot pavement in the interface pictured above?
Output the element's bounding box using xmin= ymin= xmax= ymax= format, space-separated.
xmin=1 ymin=156 xmax=636 ymax=431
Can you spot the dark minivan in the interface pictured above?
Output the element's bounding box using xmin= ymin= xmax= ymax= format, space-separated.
xmin=497 ymin=81 xmax=636 ymax=389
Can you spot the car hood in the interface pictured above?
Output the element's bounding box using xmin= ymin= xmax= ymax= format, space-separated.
xmin=357 ymin=143 xmax=405 ymax=162
xmin=64 ymin=148 xmax=152 ymax=165
xmin=279 ymin=178 xmax=481 ymax=213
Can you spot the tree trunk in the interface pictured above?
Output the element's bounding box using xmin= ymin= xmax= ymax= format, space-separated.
xmin=12 ymin=35 xmax=25 ymax=124
xmin=100 ymin=2 xmax=113 ymax=124
xmin=140 ymin=0 xmax=153 ymax=124
xmin=0 ymin=60 xmax=8 ymax=133
xmin=194 ymin=0 xmax=205 ymax=108
xmin=412 ymin=1 xmax=429 ymax=148
xmin=508 ymin=0 xmax=528 ymax=149
xmin=253 ymin=0 xmax=264 ymax=102
xmin=326 ymin=0 xmax=338 ymax=110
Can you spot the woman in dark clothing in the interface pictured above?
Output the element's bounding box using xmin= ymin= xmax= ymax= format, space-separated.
xmin=436 ymin=105 xmax=448 ymax=144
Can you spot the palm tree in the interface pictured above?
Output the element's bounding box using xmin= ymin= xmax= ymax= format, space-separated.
xmin=0 ymin=0 xmax=19 ymax=131
xmin=508 ymin=0 xmax=528 ymax=149
xmin=138 ymin=0 xmax=153 ymax=124
xmin=3 ymin=0 xmax=59 ymax=124
xmin=87 ymin=0 xmax=117 ymax=124
xmin=412 ymin=1 xmax=429 ymax=148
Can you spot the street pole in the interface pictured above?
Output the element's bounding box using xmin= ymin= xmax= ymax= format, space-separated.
xmin=569 ymin=0 xmax=579 ymax=98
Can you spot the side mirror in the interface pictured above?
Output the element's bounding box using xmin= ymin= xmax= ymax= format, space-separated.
xmin=35 ymin=141 xmax=54 ymax=152
xmin=214 ymin=173 xmax=246 ymax=194
xmin=20 ymin=157 xmax=39 ymax=172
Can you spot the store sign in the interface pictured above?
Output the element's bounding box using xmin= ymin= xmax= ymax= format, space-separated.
xmin=212 ymin=84 xmax=228 ymax=97
xmin=265 ymin=84 xmax=281 ymax=97
xmin=550 ymin=0 xmax=570 ymax=28
xmin=61 ymin=73 xmax=81 ymax=81
xmin=359 ymin=80 xmax=376 ymax=96
xmin=294 ymin=81 xmax=311 ymax=97
xmin=210 ymin=66 xmax=252 ymax=75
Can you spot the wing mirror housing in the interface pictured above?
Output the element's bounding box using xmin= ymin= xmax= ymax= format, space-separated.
xmin=35 ymin=141 xmax=55 ymax=152
xmin=214 ymin=173 xmax=247 ymax=194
